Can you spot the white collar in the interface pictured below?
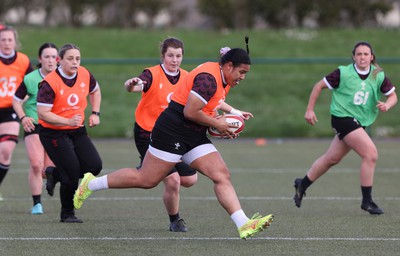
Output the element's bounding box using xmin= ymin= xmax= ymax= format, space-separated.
xmin=58 ymin=66 xmax=77 ymax=79
xmin=161 ymin=64 xmax=179 ymax=76
xmin=0 ymin=50 xmax=15 ymax=59
xmin=39 ymin=68 xmax=46 ymax=78
xmin=354 ymin=64 xmax=370 ymax=75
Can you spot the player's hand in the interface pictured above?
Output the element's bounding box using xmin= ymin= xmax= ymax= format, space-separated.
xmin=214 ymin=114 xmax=238 ymax=139
xmin=240 ymin=111 xmax=253 ymax=120
xmin=376 ymin=101 xmax=390 ymax=112
xmin=69 ymin=114 xmax=84 ymax=127
xmin=89 ymin=114 xmax=100 ymax=127
xmin=21 ymin=116 xmax=35 ymax=132
xmin=124 ymin=77 xmax=145 ymax=92
xmin=304 ymin=110 xmax=318 ymax=126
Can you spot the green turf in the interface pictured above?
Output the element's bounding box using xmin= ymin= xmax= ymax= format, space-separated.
xmin=1 ymin=139 xmax=399 ymax=256
xmin=12 ymin=27 xmax=400 ymax=138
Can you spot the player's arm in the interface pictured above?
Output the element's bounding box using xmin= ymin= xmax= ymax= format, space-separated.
xmin=37 ymin=105 xmax=83 ymax=127
xmin=89 ymin=84 xmax=101 ymax=127
xmin=305 ymin=79 xmax=327 ymax=126
xmin=377 ymin=91 xmax=397 ymax=112
xmin=12 ymin=82 xmax=28 ymax=120
xmin=185 ymin=93 xmax=236 ymax=138
xmin=219 ymin=102 xmax=253 ymax=120
xmin=377 ymin=77 xmax=397 ymax=112
xmin=124 ymin=70 xmax=151 ymax=92
xmin=124 ymin=77 xmax=145 ymax=92
xmin=37 ymin=82 xmax=83 ymax=127
xmin=184 ymin=74 xmax=236 ymax=137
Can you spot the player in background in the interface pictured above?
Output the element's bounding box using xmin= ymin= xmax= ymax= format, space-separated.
xmin=74 ymin=37 xmax=275 ymax=240
xmin=13 ymin=43 xmax=58 ymax=214
xmin=0 ymin=26 xmax=33 ymax=201
xmin=37 ymin=43 xmax=102 ymax=223
xmin=293 ymin=41 xmax=397 ymax=215
xmin=124 ymin=37 xmax=197 ymax=232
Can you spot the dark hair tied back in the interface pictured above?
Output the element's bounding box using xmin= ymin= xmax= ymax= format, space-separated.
xmin=37 ymin=42 xmax=58 ymax=68
xmin=352 ymin=41 xmax=373 ymax=56
xmin=219 ymin=36 xmax=251 ymax=67
xmin=59 ymin=43 xmax=80 ymax=59
xmin=220 ymin=48 xmax=251 ymax=67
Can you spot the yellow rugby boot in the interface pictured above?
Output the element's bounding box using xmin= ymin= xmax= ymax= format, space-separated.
xmin=74 ymin=172 xmax=95 ymax=209
xmin=238 ymin=213 xmax=274 ymax=240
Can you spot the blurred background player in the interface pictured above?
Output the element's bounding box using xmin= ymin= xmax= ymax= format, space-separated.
xmin=294 ymin=41 xmax=397 ymax=215
xmin=124 ymin=37 xmax=197 ymax=232
xmin=37 ymin=43 xmax=102 ymax=223
xmin=13 ymin=42 xmax=58 ymax=214
xmin=0 ymin=26 xmax=33 ymax=201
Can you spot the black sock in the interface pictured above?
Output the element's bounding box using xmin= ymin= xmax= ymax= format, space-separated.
xmin=169 ymin=213 xmax=180 ymax=223
xmin=0 ymin=163 xmax=10 ymax=185
xmin=361 ymin=186 xmax=372 ymax=203
xmin=33 ymin=195 xmax=41 ymax=206
xmin=300 ymin=175 xmax=313 ymax=192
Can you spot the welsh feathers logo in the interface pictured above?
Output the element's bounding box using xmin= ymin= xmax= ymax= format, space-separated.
xmin=67 ymin=93 xmax=79 ymax=106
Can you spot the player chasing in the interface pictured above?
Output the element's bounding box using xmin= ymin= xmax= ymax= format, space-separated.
xmin=124 ymin=37 xmax=198 ymax=232
xmin=293 ymin=41 xmax=397 ymax=215
xmin=74 ymin=37 xmax=274 ymax=239
xmin=12 ymin=42 xmax=59 ymax=214
xmin=0 ymin=26 xmax=33 ymax=201
xmin=37 ymin=43 xmax=103 ymax=223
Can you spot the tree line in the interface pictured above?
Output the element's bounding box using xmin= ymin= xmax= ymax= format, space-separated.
xmin=0 ymin=0 xmax=394 ymax=29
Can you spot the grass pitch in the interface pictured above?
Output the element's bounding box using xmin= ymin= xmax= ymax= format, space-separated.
xmin=1 ymin=138 xmax=400 ymax=256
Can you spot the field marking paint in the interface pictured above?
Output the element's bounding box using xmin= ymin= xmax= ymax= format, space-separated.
xmin=0 ymin=237 xmax=399 ymax=241
xmin=9 ymin=168 xmax=400 ymax=174
xmin=230 ymin=168 xmax=400 ymax=174
xmin=3 ymin=196 xmax=400 ymax=201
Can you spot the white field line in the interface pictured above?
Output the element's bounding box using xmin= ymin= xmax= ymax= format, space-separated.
xmin=0 ymin=237 xmax=400 ymax=241
xmin=3 ymin=196 xmax=400 ymax=201
xmin=8 ymin=168 xmax=400 ymax=174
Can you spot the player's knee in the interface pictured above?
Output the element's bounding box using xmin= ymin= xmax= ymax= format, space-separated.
xmin=0 ymin=134 xmax=18 ymax=162
xmin=364 ymin=151 xmax=378 ymax=165
xmin=210 ymin=167 xmax=232 ymax=184
xmin=180 ymin=173 xmax=198 ymax=188
xmin=325 ymin=154 xmax=342 ymax=166
xmin=30 ymin=160 xmax=44 ymax=173
xmin=163 ymin=173 xmax=181 ymax=188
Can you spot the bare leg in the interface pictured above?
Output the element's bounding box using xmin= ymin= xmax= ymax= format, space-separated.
xmin=162 ymin=172 xmax=180 ymax=216
xmin=342 ymin=128 xmax=378 ymax=186
xmin=190 ymin=151 xmax=241 ymax=215
xmin=179 ymin=173 xmax=198 ymax=188
xmin=107 ymin=151 xmax=177 ymax=189
xmin=24 ymin=135 xmax=44 ymax=197
xmin=0 ymin=122 xmax=19 ymax=165
xmin=307 ymin=135 xmax=351 ymax=181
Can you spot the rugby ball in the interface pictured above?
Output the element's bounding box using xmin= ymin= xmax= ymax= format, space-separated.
xmin=208 ymin=114 xmax=245 ymax=138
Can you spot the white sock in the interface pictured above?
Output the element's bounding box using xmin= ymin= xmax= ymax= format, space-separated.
xmin=88 ymin=175 xmax=109 ymax=191
xmin=230 ymin=209 xmax=249 ymax=228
